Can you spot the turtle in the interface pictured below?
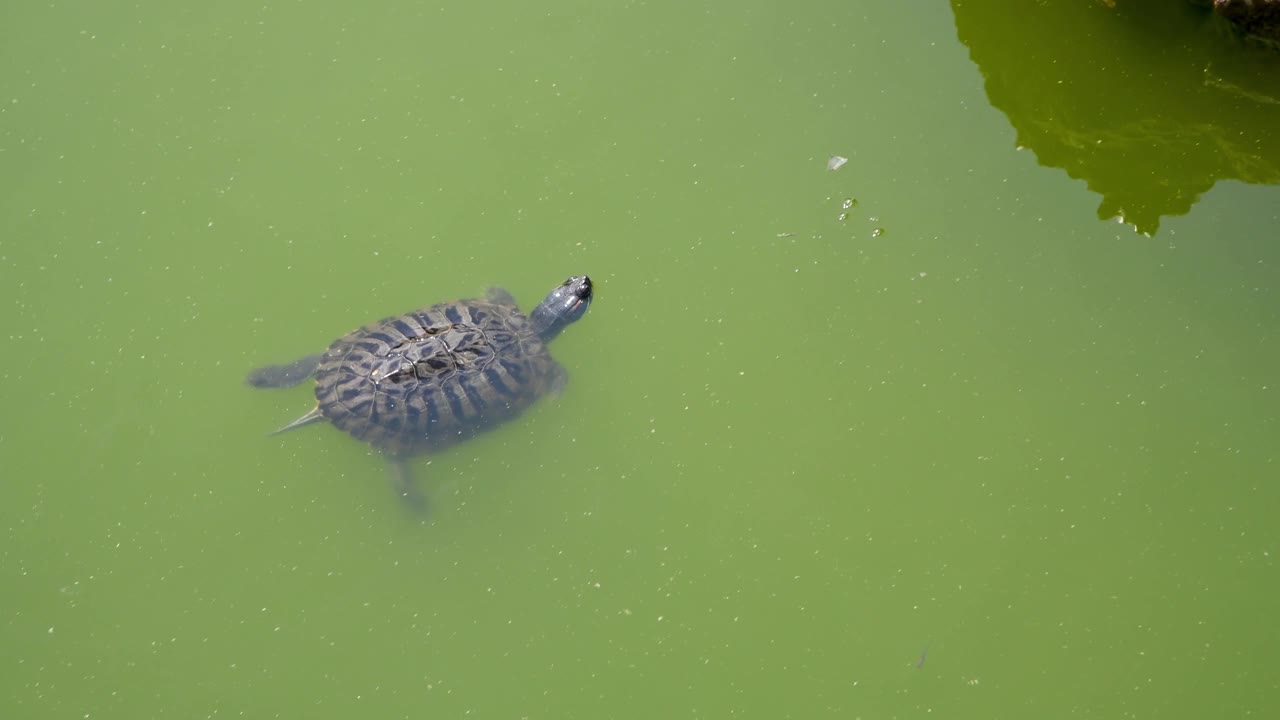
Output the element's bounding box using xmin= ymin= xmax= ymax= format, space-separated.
xmin=246 ymin=275 xmax=594 ymax=509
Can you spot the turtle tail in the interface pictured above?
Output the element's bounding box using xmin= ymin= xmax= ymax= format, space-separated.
xmin=270 ymin=406 xmax=327 ymax=436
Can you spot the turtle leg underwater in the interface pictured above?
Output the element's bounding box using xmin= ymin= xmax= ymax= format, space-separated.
xmin=244 ymin=353 xmax=325 ymax=389
xmin=485 ymin=286 xmax=517 ymax=305
xmin=388 ymin=456 xmax=428 ymax=514
xmin=546 ymin=360 xmax=569 ymax=396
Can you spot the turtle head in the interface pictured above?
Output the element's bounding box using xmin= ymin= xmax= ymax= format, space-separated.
xmin=530 ymin=275 xmax=593 ymax=341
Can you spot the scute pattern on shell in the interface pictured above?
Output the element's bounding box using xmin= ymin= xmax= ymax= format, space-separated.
xmin=313 ymin=298 xmax=557 ymax=455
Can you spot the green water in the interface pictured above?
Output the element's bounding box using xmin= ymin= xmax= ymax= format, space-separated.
xmin=4 ymin=0 xmax=1278 ymax=717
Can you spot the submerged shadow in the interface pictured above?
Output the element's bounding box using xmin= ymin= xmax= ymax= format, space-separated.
xmin=952 ymin=0 xmax=1280 ymax=235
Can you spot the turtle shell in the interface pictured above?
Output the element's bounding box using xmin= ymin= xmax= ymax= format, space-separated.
xmin=313 ymin=297 xmax=560 ymax=456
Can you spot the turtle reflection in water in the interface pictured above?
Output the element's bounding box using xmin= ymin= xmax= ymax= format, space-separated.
xmin=246 ymin=275 xmax=594 ymax=510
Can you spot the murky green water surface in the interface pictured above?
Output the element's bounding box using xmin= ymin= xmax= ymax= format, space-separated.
xmin=4 ymin=1 xmax=1278 ymax=717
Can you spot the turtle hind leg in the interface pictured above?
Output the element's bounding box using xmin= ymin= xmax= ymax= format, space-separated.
xmin=388 ymin=456 xmax=428 ymax=514
xmin=245 ymin=353 xmax=325 ymax=389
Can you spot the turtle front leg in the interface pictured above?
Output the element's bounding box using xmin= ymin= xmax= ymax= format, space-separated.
xmin=485 ymin=287 xmax=517 ymax=306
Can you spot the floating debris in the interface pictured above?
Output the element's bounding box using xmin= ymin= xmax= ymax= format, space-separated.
xmin=837 ymin=212 xmax=849 ymax=222
xmin=776 ymin=232 xmax=797 ymax=238
xmin=827 ymin=155 xmax=848 ymax=171
xmin=871 ymin=227 xmax=885 ymax=238
xmin=841 ymin=198 xmax=857 ymax=210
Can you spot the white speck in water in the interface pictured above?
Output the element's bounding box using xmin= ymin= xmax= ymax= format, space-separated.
xmin=827 ymin=155 xmax=848 ymax=171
